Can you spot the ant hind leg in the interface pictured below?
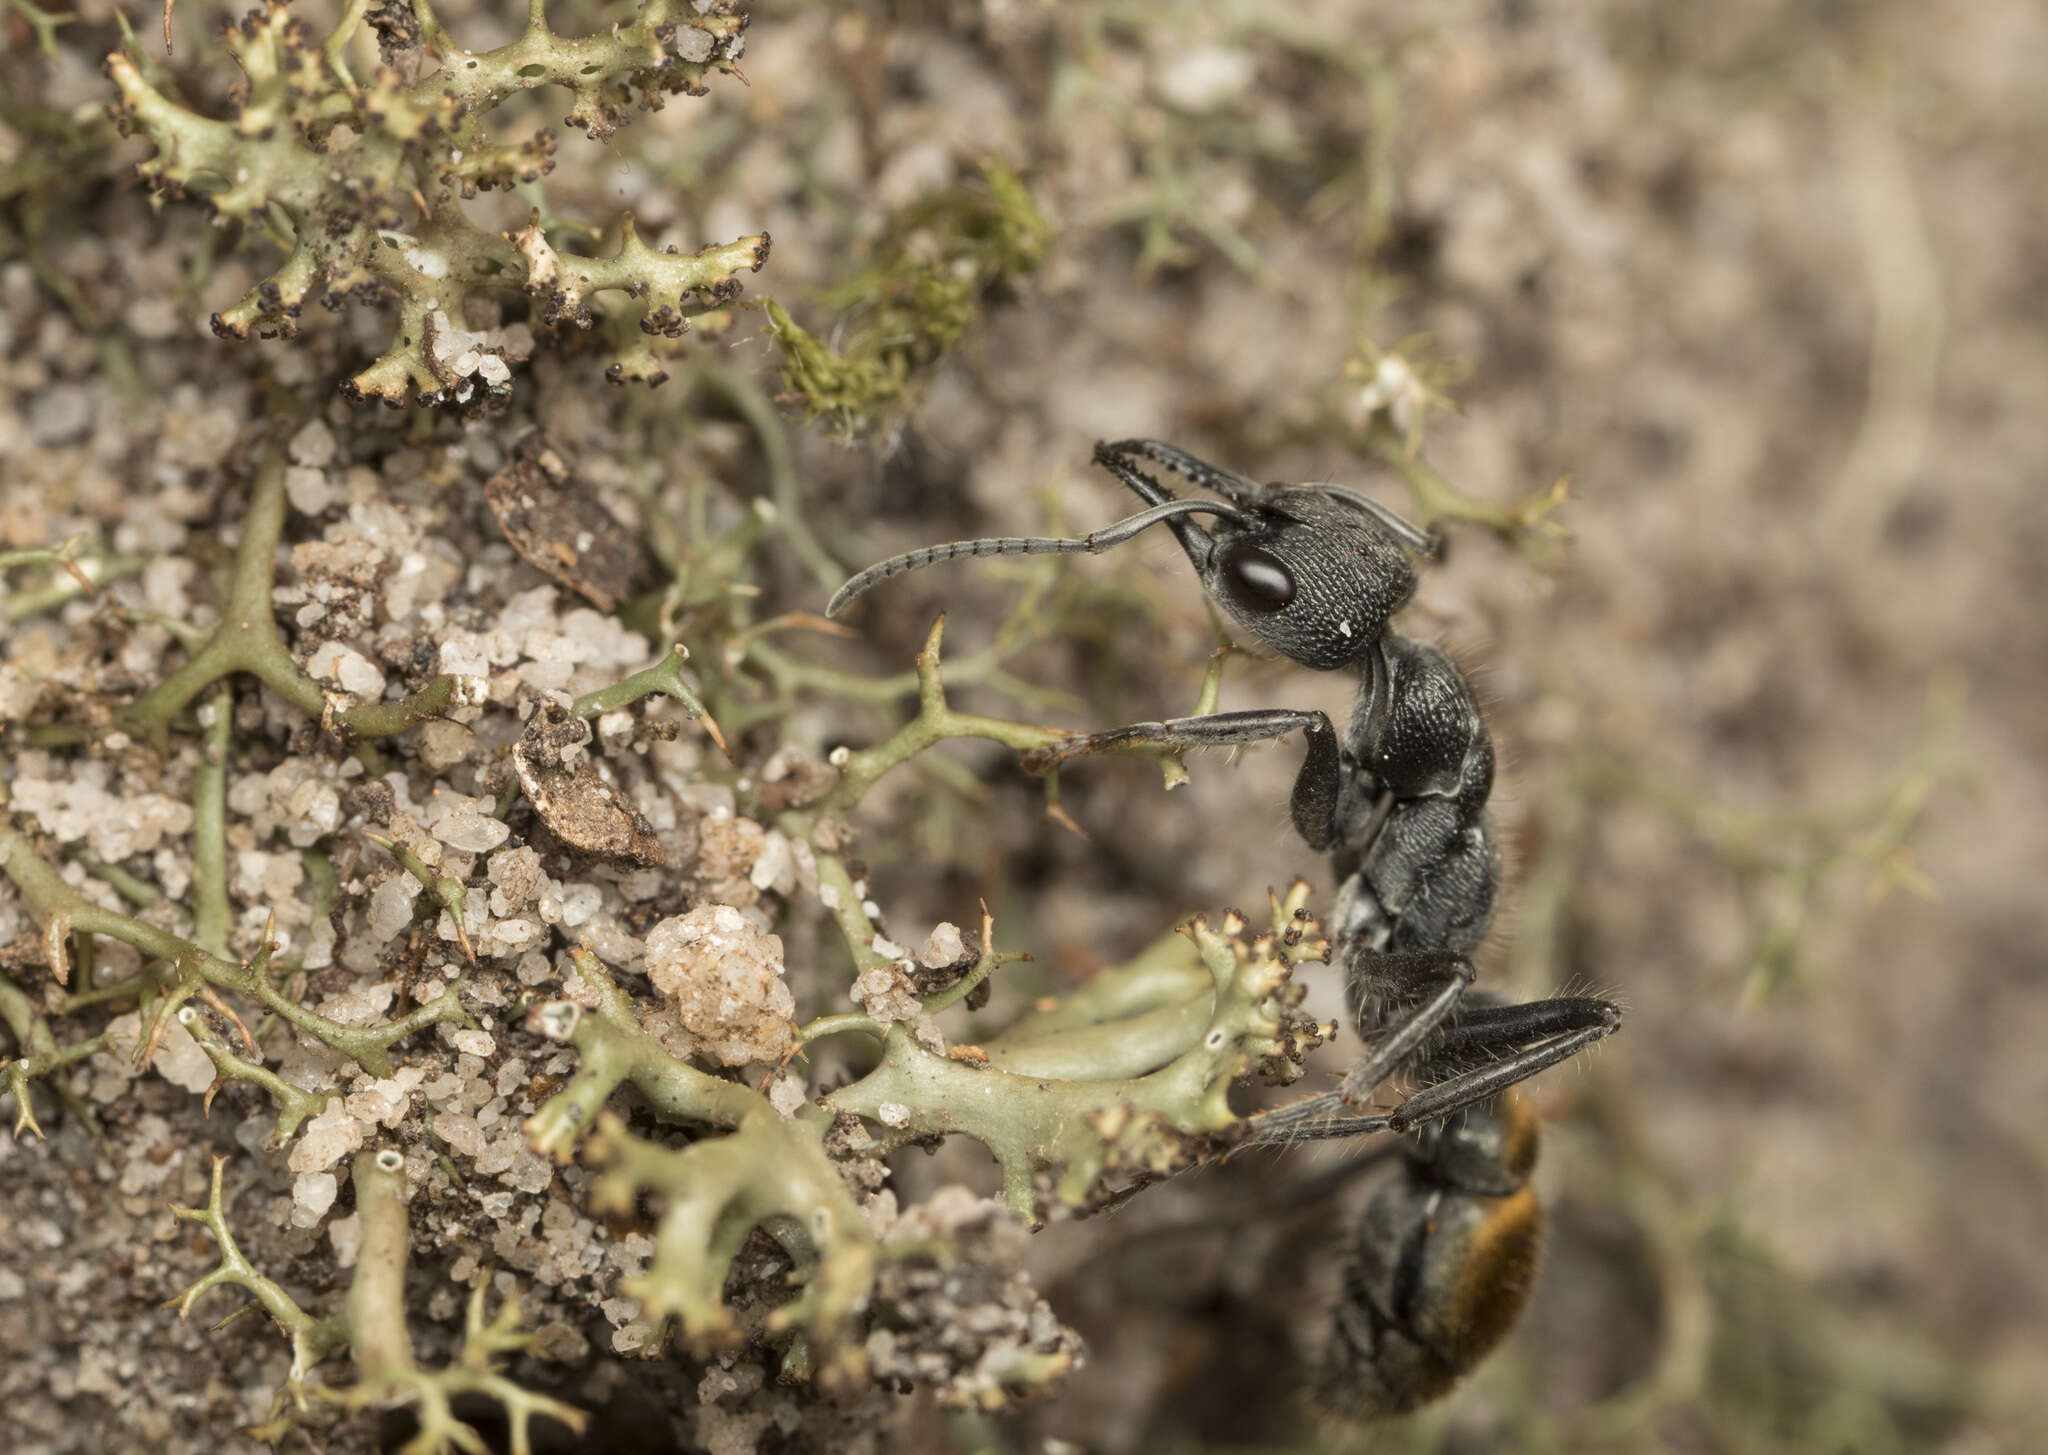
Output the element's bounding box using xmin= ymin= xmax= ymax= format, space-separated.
xmin=1382 ymin=999 xmax=1620 ymax=1131
xmin=1243 ymin=973 xmax=1620 ymax=1146
xmin=1243 ymin=949 xmax=1474 ymax=1146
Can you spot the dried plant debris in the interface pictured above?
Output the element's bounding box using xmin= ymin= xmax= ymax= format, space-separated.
xmin=485 ymin=435 xmax=655 ymax=613
xmin=513 ymin=698 xmax=667 ymax=866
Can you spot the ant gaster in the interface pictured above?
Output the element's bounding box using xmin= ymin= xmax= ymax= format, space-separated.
xmin=829 ymin=439 xmax=1622 ymax=1419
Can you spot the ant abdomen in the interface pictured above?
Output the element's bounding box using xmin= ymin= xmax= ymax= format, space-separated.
xmin=1321 ymin=1090 xmax=1544 ymax=1420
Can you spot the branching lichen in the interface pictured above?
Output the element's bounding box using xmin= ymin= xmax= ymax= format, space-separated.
xmin=169 ymin=1151 xmax=587 ymax=1453
xmin=105 ymin=0 xmax=768 ymax=405
xmin=177 ymin=1005 xmax=334 ymax=1138
xmin=569 ymin=642 xmax=721 ymax=751
xmin=344 ymin=1150 xmax=589 ymax=1455
xmin=587 ymin=1110 xmax=876 ymax=1383
xmin=0 ymin=537 xmax=141 ymax=625
xmin=828 ymin=889 xmax=1330 ymax=1215
xmin=0 ymin=970 xmax=110 ymax=1139
xmin=116 ymin=441 xmax=466 ymax=759
xmin=167 ymin=1154 xmax=348 ymax=1385
xmin=523 ymin=949 xmax=875 ymax=1377
xmin=2 ymin=0 xmax=72 ymax=61
xmin=0 ymin=807 xmax=473 ymax=1084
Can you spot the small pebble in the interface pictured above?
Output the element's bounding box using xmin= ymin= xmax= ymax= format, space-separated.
xmin=28 ymin=383 xmax=94 ymax=446
xmin=367 ymin=877 xmax=421 ymax=942
xmin=290 ymin=1171 xmax=338 ymax=1228
xmin=434 ymin=1112 xmax=482 ymax=1158
xmin=289 ymin=1107 xmax=365 ymax=1173
xmin=432 ymin=806 xmax=511 ymax=854
xmin=287 ymin=418 xmax=338 ymax=468
xmin=919 ymin=922 xmax=967 ymax=968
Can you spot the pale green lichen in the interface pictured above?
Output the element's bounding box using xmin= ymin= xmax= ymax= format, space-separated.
xmin=168 ymin=1151 xmax=587 ymax=1453
xmin=827 ymin=889 xmax=1331 ymax=1214
xmin=520 ymin=948 xmax=876 ymax=1381
xmin=115 ymin=442 xmax=461 ymax=756
xmin=105 ymin=0 xmax=769 ymax=405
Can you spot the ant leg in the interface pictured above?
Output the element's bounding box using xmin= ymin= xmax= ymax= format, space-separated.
xmin=1244 ymin=979 xmax=1618 ymax=1146
xmin=1334 ymin=950 xmax=1475 ymax=1102
xmin=1240 ymin=1108 xmax=1397 ymax=1146
xmin=1019 ymin=708 xmax=1344 ymax=846
xmin=1240 ymin=1014 xmax=1614 ymax=1146
xmin=1381 ymin=1001 xmax=1620 ymax=1132
xmin=1020 ymin=707 xmax=1331 ymax=768
xmin=1428 ymin=997 xmax=1620 ymax=1057
xmin=1242 ymin=950 xmax=1473 ymax=1144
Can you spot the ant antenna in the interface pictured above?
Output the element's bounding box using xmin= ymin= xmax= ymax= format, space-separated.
xmin=826 ymin=498 xmax=1243 ymax=618
xmin=1101 ymin=438 xmax=1436 ymax=555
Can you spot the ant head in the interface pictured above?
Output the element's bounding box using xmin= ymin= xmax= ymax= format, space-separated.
xmin=1095 ymin=441 xmax=1424 ymax=672
xmin=826 ymin=439 xmax=1429 ymax=673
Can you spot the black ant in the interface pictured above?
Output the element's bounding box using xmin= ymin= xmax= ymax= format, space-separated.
xmin=828 ymin=439 xmax=1622 ymax=1419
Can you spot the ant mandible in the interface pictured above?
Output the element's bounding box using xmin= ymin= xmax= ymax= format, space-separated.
xmin=828 ymin=438 xmax=1622 ymax=1419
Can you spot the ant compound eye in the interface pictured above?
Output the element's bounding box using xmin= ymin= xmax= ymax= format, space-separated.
xmin=1218 ymin=542 xmax=1295 ymax=614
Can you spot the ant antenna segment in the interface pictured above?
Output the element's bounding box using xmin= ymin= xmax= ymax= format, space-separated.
xmin=824 ymin=498 xmax=1243 ymax=618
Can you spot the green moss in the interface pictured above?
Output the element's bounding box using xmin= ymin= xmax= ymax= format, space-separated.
xmin=767 ymin=160 xmax=1053 ymax=435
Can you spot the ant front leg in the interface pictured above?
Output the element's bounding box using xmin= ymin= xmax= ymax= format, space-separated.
xmin=1019 ymin=708 xmax=1345 ymax=850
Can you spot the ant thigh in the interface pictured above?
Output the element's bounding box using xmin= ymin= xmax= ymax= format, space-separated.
xmin=1019 ymin=707 xmax=1348 ymax=849
xmin=1020 ymin=707 xmax=1332 ymax=766
xmin=1425 ymin=996 xmax=1622 ymax=1064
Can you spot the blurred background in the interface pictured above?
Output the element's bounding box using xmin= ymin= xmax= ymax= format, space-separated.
xmin=5 ymin=0 xmax=2045 ymax=1451
xmin=726 ymin=4 xmax=2048 ymax=1450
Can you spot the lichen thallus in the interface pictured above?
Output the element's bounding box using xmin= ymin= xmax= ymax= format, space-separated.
xmin=827 ymin=439 xmax=1621 ymax=1418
